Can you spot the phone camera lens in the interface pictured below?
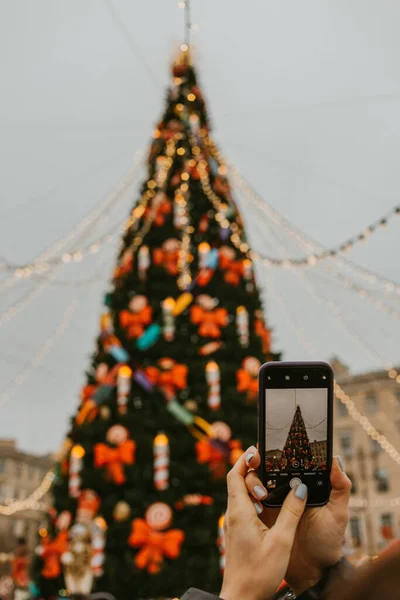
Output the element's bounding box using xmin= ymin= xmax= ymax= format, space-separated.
xmin=285 ymin=375 xmax=290 ymax=380
xmin=303 ymin=375 xmax=308 ymax=380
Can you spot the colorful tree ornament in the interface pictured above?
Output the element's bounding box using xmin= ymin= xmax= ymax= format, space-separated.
xmin=153 ymin=432 xmax=169 ymax=491
xmin=236 ymin=357 xmax=261 ymax=403
xmin=145 ymin=359 xmax=188 ymax=401
xmin=162 ymin=297 xmax=176 ymax=341
xmin=94 ymin=426 xmax=136 ymax=485
xmin=69 ymin=445 xmax=85 ymax=498
xmin=236 ymin=306 xmax=249 ymax=347
xmin=153 ymin=238 xmax=181 ymax=276
xmin=206 ymin=361 xmax=221 ymax=410
xmin=128 ymin=504 xmax=185 ymax=574
xmin=120 ymin=296 xmax=153 ymax=340
xmin=190 ymin=295 xmax=228 ymax=339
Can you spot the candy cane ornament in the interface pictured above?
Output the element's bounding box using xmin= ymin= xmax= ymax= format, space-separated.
xmin=138 ymin=246 xmax=150 ymax=281
xmin=236 ymin=306 xmax=249 ymax=347
xmin=198 ymin=242 xmax=211 ymax=268
xmin=206 ymin=361 xmax=221 ymax=411
xmin=91 ymin=517 xmax=107 ymax=578
xmin=117 ymin=365 xmax=132 ymax=414
xmin=154 ymin=433 xmax=169 ymax=491
xmin=162 ymin=297 xmax=176 ymax=342
xmin=69 ymin=445 xmax=85 ymax=498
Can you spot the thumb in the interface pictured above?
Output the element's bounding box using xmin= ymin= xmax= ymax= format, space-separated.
xmin=329 ymin=456 xmax=352 ymax=508
xmin=273 ymin=483 xmax=308 ymax=544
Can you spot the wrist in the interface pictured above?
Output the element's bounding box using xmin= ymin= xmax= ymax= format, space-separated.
xmin=220 ymin=582 xmax=260 ymax=600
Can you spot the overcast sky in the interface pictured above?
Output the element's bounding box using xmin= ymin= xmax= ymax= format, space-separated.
xmin=1 ymin=0 xmax=400 ymax=454
xmin=265 ymin=388 xmax=328 ymax=450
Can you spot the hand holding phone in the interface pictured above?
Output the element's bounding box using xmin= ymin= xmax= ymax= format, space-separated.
xmin=258 ymin=361 xmax=333 ymax=507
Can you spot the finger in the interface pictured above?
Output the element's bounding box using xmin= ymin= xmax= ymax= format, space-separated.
xmin=226 ymin=445 xmax=258 ymax=514
xmin=273 ymin=484 xmax=308 ymax=544
xmin=245 ymin=448 xmax=261 ymax=470
xmin=329 ymin=456 xmax=352 ymax=508
xmin=244 ymin=471 xmax=268 ymax=501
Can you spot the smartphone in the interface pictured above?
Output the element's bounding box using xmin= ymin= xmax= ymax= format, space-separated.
xmin=258 ymin=361 xmax=333 ymax=507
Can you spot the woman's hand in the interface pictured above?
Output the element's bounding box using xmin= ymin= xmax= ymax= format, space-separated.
xmin=244 ymin=453 xmax=351 ymax=596
xmin=220 ymin=446 xmax=308 ymax=600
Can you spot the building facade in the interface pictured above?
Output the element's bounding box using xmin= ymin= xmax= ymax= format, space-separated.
xmin=333 ymin=359 xmax=400 ymax=557
xmin=0 ymin=440 xmax=53 ymax=553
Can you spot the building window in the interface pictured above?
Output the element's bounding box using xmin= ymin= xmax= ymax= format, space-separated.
xmin=336 ymin=399 xmax=348 ymax=417
xmin=375 ymin=468 xmax=389 ymax=492
xmin=0 ymin=460 xmax=6 ymax=474
xmin=381 ymin=513 xmax=394 ymax=540
xmin=349 ymin=517 xmax=362 ymax=547
xmin=347 ymin=472 xmax=357 ymax=494
xmin=365 ymin=395 xmax=378 ymax=414
xmin=15 ymin=462 xmax=23 ymax=478
xmin=339 ymin=429 xmax=354 ymax=458
xmin=371 ymin=439 xmax=382 ymax=456
xmin=28 ymin=465 xmax=36 ymax=480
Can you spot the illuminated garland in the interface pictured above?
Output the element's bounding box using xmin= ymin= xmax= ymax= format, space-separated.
xmin=0 ymin=471 xmax=54 ymax=516
xmin=0 ymin=149 xmax=145 ymax=281
xmin=261 ymin=262 xmax=400 ymax=467
xmin=230 ymin=165 xmax=400 ymax=295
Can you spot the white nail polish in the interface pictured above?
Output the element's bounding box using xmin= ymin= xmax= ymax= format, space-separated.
xmin=254 ymin=485 xmax=266 ymax=499
xmin=246 ymin=453 xmax=255 ymax=465
xmin=254 ymin=502 xmax=263 ymax=515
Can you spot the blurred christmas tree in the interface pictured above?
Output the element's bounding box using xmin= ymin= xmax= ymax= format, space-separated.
xmin=32 ymin=49 xmax=278 ymax=600
xmin=280 ymin=405 xmax=313 ymax=470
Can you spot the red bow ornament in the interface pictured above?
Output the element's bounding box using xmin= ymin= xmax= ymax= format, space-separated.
xmin=128 ymin=519 xmax=185 ymax=574
xmin=219 ymin=247 xmax=244 ymax=286
xmin=145 ymin=359 xmax=188 ymax=400
xmin=39 ymin=531 xmax=69 ymax=579
xmin=153 ymin=239 xmax=181 ymax=276
xmin=94 ymin=439 xmax=136 ymax=485
xmin=120 ymin=295 xmax=152 ymax=339
xmin=190 ymin=296 xmax=228 ymax=339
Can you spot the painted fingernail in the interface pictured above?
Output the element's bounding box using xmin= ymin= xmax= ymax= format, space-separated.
xmin=254 ymin=485 xmax=267 ymax=499
xmin=254 ymin=502 xmax=263 ymax=515
xmin=294 ymin=483 xmax=308 ymax=500
xmin=245 ymin=453 xmax=255 ymax=465
xmin=338 ymin=456 xmax=345 ymax=472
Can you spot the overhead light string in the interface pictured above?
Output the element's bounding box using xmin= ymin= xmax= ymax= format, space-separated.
xmin=184 ymin=0 xmax=191 ymax=47
xmin=262 ymin=265 xmax=400 ymax=468
xmin=229 ymin=164 xmax=400 ymax=294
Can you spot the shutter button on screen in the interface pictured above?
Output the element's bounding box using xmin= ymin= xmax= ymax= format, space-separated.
xmin=289 ymin=477 xmax=302 ymax=489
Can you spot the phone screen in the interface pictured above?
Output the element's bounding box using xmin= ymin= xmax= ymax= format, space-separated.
xmin=260 ymin=363 xmax=332 ymax=506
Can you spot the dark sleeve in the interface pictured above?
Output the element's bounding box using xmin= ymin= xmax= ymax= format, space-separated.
xmin=181 ymin=589 xmax=220 ymax=600
xmin=296 ymin=558 xmax=355 ymax=600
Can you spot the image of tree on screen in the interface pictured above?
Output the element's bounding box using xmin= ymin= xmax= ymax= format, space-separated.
xmin=265 ymin=388 xmax=328 ymax=471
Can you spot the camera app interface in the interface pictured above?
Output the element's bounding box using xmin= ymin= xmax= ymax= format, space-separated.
xmin=265 ymin=387 xmax=328 ymax=495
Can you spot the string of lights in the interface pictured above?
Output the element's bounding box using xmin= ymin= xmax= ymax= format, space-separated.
xmin=235 ymin=167 xmax=400 ymax=391
xmin=316 ymin=265 xmax=400 ymax=321
xmin=0 ymin=154 xmax=144 ymax=330
xmin=230 ymin=165 xmax=400 ymax=295
xmin=263 ymin=267 xmax=400 ymax=467
xmin=124 ymin=140 xmax=176 ymax=261
xmin=0 ymin=149 xmax=145 ymax=281
xmin=0 ymin=299 xmax=79 ymax=410
xmin=249 ymin=193 xmax=400 ymax=462
xmin=0 ymin=236 xmax=119 ymax=409
xmin=196 ymin=142 xmax=251 ymax=259
xmin=0 ymin=471 xmax=54 ymax=516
